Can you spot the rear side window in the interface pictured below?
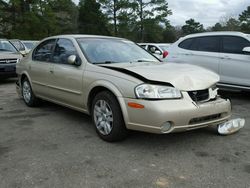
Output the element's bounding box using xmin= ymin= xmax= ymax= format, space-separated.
xmin=192 ymin=37 xmax=220 ymax=52
xmin=222 ymin=36 xmax=250 ymax=54
xmin=33 ymin=39 xmax=56 ymax=62
xmin=179 ymin=36 xmax=220 ymax=52
xmin=178 ymin=38 xmax=194 ymax=49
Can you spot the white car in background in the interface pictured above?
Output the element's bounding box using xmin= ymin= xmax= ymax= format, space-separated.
xmin=138 ymin=43 xmax=171 ymax=61
xmin=166 ymin=32 xmax=250 ymax=91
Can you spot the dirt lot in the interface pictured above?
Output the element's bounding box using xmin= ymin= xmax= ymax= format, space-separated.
xmin=0 ymin=78 xmax=249 ymax=188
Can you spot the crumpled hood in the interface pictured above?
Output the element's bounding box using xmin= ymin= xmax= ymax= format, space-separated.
xmin=104 ymin=62 xmax=219 ymax=91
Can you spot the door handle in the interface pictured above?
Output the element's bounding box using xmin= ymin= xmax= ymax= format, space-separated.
xmin=49 ymin=70 xmax=54 ymax=74
xmin=184 ymin=53 xmax=193 ymax=56
xmin=221 ymin=56 xmax=231 ymax=60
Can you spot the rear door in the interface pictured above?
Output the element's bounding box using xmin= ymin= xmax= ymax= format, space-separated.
xmin=171 ymin=36 xmax=220 ymax=74
xmin=29 ymin=39 xmax=56 ymax=98
xmin=219 ymin=36 xmax=250 ymax=87
xmin=47 ymin=38 xmax=84 ymax=108
xmin=183 ymin=36 xmax=220 ymax=74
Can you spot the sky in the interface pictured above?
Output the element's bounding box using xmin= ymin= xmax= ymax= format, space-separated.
xmin=73 ymin=0 xmax=249 ymax=28
xmin=167 ymin=0 xmax=249 ymax=27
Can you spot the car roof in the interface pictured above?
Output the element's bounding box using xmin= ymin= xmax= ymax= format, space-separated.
xmin=45 ymin=34 xmax=126 ymax=41
xmin=138 ymin=43 xmax=171 ymax=46
xmin=182 ymin=31 xmax=248 ymax=39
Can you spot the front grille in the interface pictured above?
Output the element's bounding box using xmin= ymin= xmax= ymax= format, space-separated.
xmin=0 ymin=59 xmax=18 ymax=64
xmin=188 ymin=89 xmax=209 ymax=102
xmin=189 ymin=113 xmax=222 ymax=125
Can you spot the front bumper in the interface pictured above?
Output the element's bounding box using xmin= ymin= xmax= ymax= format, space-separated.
xmin=119 ymin=93 xmax=231 ymax=134
xmin=0 ymin=64 xmax=16 ymax=78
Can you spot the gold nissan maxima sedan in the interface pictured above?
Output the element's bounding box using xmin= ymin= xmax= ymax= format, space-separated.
xmin=16 ymin=35 xmax=231 ymax=142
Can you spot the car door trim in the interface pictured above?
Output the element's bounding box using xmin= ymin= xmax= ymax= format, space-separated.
xmin=47 ymin=84 xmax=82 ymax=95
xmin=33 ymin=81 xmax=82 ymax=95
xmin=32 ymin=80 xmax=47 ymax=87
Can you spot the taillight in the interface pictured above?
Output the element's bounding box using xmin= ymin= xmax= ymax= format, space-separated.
xmin=163 ymin=51 xmax=168 ymax=58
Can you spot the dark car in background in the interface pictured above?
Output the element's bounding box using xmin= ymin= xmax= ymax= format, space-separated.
xmin=0 ymin=39 xmax=22 ymax=79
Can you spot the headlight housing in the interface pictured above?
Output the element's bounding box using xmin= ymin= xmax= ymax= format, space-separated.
xmin=135 ymin=84 xmax=182 ymax=99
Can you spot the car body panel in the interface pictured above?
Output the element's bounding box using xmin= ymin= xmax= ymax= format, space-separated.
xmin=219 ymin=52 xmax=250 ymax=87
xmin=102 ymin=62 xmax=219 ymax=91
xmin=124 ymin=96 xmax=231 ymax=133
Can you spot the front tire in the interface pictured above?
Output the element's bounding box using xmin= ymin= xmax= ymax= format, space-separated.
xmin=91 ymin=91 xmax=128 ymax=142
xmin=22 ymin=78 xmax=40 ymax=107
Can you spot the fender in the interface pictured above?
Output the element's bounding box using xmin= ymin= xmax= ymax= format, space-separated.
xmin=85 ymin=80 xmax=130 ymax=125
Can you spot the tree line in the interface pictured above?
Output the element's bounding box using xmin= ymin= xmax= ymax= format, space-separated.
xmin=0 ymin=0 xmax=249 ymax=43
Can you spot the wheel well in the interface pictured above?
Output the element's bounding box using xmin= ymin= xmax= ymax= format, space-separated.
xmin=87 ymin=86 xmax=115 ymax=113
xmin=21 ymin=74 xmax=27 ymax=84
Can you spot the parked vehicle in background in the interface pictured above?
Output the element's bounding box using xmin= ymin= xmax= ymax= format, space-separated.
xmin=166 ymin=32 xmax=250 ymax=91
xmin=16 ymin=35 xmax=231 ymax=142
xmin=22 ymin=40 xmax=39 ymax=51
xmin=138 ymin=43 xmax=171 ymax=61
xmin=9 ymin=39 xmax=29 ymax=55
xmin=0 ymin=39 xmax=22 ymax=79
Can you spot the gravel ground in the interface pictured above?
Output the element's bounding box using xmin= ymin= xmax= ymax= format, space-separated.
xmin=0 ymin=78 xmax=249 ymax=188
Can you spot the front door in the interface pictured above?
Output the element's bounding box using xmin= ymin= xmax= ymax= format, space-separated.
xmin=47 ymin=38 xmax=84 ymax=108
xmin=219 ymin=36 xmax=250 ymax=87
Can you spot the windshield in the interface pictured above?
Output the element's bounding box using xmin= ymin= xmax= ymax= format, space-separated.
xmin=77 ymin=38 xmax=159 ymax=64
xmin=0 ymin=40 xmax=18 ymax=53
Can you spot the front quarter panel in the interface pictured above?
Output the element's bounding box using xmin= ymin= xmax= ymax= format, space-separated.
xmin=83 ymin=64 xmax=142 ymax=123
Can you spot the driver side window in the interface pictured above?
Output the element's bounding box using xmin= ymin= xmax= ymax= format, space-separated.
xmin=52 ymin=39 xmax=77 ymax=64
xmin=33 ymin=39 xmax=56 ymax=62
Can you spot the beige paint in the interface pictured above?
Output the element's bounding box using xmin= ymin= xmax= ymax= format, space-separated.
xmin=16 ymin=35 xmax=231 ymax=134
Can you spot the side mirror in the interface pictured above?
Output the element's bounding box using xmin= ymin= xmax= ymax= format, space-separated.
xmin=242 ymin=47 xmax=250 ymax=54
xmin=67 ymin=55 xmax=82 ymax=66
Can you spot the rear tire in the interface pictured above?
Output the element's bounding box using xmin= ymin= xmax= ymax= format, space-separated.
xmin=22 ymin=78 xmax=40 ymax=107
xmin=91 ymin=91 xmax=128 ymax=142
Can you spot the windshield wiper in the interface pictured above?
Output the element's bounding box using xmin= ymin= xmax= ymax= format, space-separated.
xmin=93 ymin=61 xmax=118 ymax=64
